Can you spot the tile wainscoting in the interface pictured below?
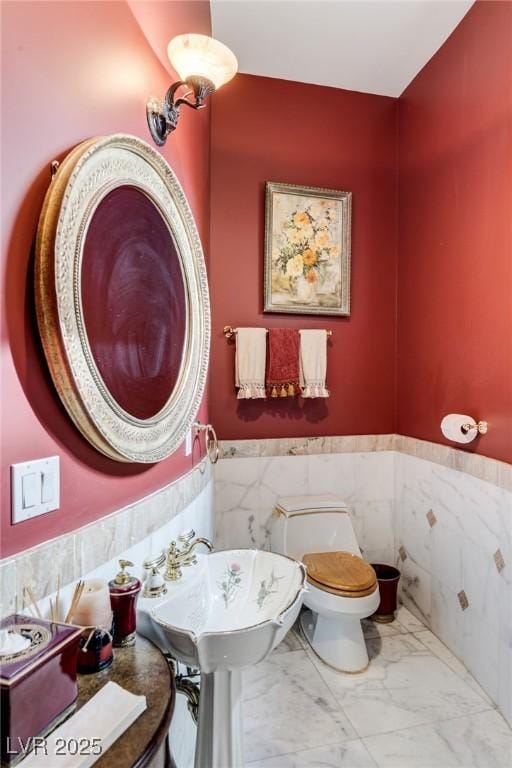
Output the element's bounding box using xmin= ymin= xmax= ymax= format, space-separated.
xmin=1 ymin=434 xmax=510 ymax=736
xmin=0 ymin=460 xmax=214 ymax=618
xmin=215 ymin=450 xmax=396 ymax=566
xmin=395 ymin=451 xmax=511 ymax=727
xmin=218 ymin=434 xmax=512 ymax=491
xmin=215 ymin=435 xmax=512 ymax=726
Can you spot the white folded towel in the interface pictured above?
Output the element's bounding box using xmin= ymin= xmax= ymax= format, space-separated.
xmin=299 ymin=329 xmax=330 ymax=398
xmin=235 ymin=328 xmax=267 ymax=399
xmin=22 ymin=681 xmax=146 ymax=767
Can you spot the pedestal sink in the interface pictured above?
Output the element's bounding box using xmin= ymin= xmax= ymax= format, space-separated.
xmin=138 ymin=549 xmax=306 ymax=768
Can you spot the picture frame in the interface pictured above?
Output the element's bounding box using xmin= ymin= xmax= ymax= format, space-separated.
xmin=264 ymin=181 xmax=352 ymax=316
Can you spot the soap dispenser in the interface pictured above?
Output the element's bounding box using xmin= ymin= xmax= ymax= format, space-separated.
xmin=109 ymin=560 xmax=142 ymax=647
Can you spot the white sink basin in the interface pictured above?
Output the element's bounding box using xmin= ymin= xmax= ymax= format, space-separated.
xmin=138 ymin=549 xmax=306 ymax=768
xmin=150 ymin=548 xmax=306 ymax=670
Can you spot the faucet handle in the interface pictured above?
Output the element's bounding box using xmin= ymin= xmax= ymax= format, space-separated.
xmin=143 ymin=551 xmax=166 ymax=572
xmin=178 ymin=529 xmax=196 ymax=544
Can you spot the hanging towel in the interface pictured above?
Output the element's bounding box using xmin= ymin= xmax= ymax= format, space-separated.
xmin=299 ymin=329 xmax=330 ymax=398
xmin=235 ymin=328 xmax=267 ymax=399
xmin=266 ymin=329 xmax=300 ymax=398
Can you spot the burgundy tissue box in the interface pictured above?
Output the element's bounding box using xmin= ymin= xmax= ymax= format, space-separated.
xmin=0 ymin=614 xmax=82 ymax=766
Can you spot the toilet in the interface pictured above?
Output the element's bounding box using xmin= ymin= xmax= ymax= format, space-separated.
xmin=270 ymin=494 xmax=380 ymax=672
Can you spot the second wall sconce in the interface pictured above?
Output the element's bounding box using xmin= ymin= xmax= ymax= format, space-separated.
xmin=147 ymin=33 xmax=238 ymax=146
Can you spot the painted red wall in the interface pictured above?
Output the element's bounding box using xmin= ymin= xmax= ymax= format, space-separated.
xmin=0 ymin=1 xmax=211 ymax=557
xmin=209 ymin=75 xmax=398 ymax=440
xmin=397 ymin=0 xmax=512 ymax=463
xmin=2 ymin=0 xmax=509 ymax=561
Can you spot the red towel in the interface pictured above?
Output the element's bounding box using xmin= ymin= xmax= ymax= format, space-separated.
xmin=266 ymin=329 xmax=300 ymax=398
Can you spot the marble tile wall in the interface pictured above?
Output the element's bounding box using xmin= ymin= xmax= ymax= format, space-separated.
xmin=2 ymin=432 xmax=510 ymax=732
xmin=396 ymin=435 xmax=512 ymax=492
xmin=395 ymin=451 xmax=512 ymax=726
xmin=215 ymin=451 xmax=396 ymax=566
xmin=215 ymin=435 xmax=512 ymax=726
xmin=219 ymin=434 xmax=512 ymax=491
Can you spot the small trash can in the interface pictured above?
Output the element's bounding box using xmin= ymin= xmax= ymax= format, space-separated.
xmin=371 ymin=563 xmax=401 ymax=623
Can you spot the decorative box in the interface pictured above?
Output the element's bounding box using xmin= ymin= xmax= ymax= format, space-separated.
xmin=0 ymin=614 xmax=82 ymax=766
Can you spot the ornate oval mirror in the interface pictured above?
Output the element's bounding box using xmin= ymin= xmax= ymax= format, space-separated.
xmin=35 ymin=134 xmax=210 ymax=462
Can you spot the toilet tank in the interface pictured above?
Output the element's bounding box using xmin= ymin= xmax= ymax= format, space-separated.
xmin=270 ymin=495 xmax=360 ymax=562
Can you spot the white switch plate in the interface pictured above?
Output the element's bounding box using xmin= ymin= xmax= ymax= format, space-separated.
xmin=185 ymin=429 xmax=192 ymax=457
xmin=11 ymin=456 xmax=60 ymax=523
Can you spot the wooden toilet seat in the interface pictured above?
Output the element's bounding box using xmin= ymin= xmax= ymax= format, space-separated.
xmin=303 ymin=551 xmax=377 ymax=598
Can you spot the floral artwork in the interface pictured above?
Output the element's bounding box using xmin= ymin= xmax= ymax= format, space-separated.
xmin=256 ymin=569 xmax=284 ymax=610
xmin=219 ymin=563 xmax=243 ymax=608
xmin=264 ymin=182 xmax=352 ymax=316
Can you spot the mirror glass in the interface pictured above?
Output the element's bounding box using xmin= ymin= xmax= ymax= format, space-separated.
xmin=81 ymin=185 xmax=187 ymax=420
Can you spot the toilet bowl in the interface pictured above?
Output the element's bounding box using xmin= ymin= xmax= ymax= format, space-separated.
xmin=270 ymin=495 xmax=380 ymax=672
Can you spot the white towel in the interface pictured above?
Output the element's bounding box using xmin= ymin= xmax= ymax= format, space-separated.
xmin=299 ymin=329 xmax=329 ymax=398
xmin=21 ymin=681 xmax=146 ymax=767
xmin=235 ymin=328 xmax=267 ymax=399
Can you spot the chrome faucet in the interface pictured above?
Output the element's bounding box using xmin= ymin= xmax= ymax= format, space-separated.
xmin=164 ymin=529 xmax=213 ymax=582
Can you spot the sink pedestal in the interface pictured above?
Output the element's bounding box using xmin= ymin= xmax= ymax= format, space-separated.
xmin=196 ymin=669 xmax=243 ymax=768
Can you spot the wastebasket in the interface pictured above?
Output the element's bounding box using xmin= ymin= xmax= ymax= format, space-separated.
xmin=371 ymin=563 xmax=401 ymax=623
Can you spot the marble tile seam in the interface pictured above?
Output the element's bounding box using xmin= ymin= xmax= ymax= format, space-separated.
xmin=411 ymin=632 xmax=496 ymax=707
xmin=243 ymin=736 xmax=376 ymax=766
xmin=340 ymin=682 xmax=495 ymax=743
xmin=360 ymin=704 xmax=500 ymax=750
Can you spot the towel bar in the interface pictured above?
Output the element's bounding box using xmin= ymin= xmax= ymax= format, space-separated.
xmin=194 ymin=422 xmax=219 ymax=464
xmin=223 ymin=325 xmax=332 ymax=339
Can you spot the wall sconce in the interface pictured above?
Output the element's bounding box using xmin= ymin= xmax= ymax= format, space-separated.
xmin=146 ymin=33 xmax=238 ymax=147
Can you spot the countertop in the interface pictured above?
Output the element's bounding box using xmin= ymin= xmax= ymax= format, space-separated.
xmin=76 ymin=635 xmax=175 ymax=768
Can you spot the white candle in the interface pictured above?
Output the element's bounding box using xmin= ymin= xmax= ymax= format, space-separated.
xmin=72 ymin=580 xmax=112 ymax=630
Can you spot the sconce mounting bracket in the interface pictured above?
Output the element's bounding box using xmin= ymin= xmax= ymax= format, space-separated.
xmin=147 ymin=76 xmax=215 ymax=147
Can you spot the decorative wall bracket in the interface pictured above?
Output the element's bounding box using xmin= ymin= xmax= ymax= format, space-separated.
xmin=146 ymin=76 xmax=215 ymax=147
xmin=461 ymin=420 xmax=488 ymax=435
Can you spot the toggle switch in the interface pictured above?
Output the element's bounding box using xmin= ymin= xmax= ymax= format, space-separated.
xmin=41 ymin=470 xmax=54 ymax=504
xmin=22 ymin=473 xmax=38 ymax=509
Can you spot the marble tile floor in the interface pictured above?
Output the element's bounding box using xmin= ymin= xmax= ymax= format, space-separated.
xmin=243 ymin=607 xmax=512 ymax=768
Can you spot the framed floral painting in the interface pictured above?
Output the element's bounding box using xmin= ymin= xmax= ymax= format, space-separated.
xmin=264 ymin=182 xmax=352 ymax=316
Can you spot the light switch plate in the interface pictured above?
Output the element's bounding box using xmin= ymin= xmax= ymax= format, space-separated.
xmin=11 ymin=456 xmax=60 ymax=523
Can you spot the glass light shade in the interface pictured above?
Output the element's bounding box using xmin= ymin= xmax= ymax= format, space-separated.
xmin=167 ymin=34 xmax=238 ymax=90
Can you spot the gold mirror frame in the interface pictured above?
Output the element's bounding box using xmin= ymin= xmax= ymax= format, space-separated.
xmin=35 ymin=134 xmax=210 ymax=463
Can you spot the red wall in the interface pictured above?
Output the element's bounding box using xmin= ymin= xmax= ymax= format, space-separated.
xmin=2 ymin=0 xmax=510 ymax=559
xmin=397 ymin=0 xmax=512 ymax=463
xmin=0 ymin=1 xmax=211 ymax=557
xmin=209 ymin=75 xmax=398 ymax=440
